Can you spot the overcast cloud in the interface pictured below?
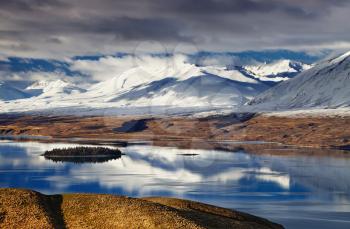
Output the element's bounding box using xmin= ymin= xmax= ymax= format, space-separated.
xmin=0 ymin=0 xmax=350 ymax=58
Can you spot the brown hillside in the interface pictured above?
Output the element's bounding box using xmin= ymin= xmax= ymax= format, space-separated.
xmin=0 ymin=188 xmax=283 ymax=229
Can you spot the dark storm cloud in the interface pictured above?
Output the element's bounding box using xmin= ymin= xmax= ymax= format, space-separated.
xmin=142 ymin=0 xmax=349 ymax=18
xmin=17 ymin=16 xmax=191 ymax=41
xmin=0 ymin=0 xmax=69 ymax=12
xmin=159 ymin=0 xmax=312 ymax=17
xmin=0 ymin=0 xmax=349 ymax=58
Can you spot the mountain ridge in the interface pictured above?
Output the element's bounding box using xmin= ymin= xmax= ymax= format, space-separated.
xmin=248 ymin=51 xmax=350 ymax=110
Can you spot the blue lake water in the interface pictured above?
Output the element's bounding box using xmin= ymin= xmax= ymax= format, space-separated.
xmin=0 ymin=140 xmax=350 ymax=229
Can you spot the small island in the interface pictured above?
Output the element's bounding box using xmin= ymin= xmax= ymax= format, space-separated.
xmin=42 ymin=146 xmax=122 ymax=163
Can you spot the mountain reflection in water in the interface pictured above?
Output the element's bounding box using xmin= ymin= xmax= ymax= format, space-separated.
xmin=0 ymin=140 xmax=350 ymax=229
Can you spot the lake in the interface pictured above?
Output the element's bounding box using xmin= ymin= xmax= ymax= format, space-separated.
xmin=0 ymin=140 xmax=350 ymax=229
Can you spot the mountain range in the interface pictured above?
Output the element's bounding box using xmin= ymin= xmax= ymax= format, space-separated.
xmin=0 ymin=51 xmax=348 ymax=115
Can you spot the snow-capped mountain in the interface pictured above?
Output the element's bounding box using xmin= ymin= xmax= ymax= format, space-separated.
xmin=85 ymin=58 xmax=269 ymax=107
xmin=0 ymin=82 xmax=30 ymax=101
xmin=249 ymin=51 xmax=350 ymax=110
xmin=107 ymin=74 xmax=268 ymax=107
xmin=88 ymin=56 xmax=202 ymax=94
xmin=0 ymin=63 xmax=270 ymax=114
xmin=26 ymin=80 xmax=86 ymax=98
xmin=243 ymin=60 xmax=311 ymax=83
xmin=0 ymin=55 xmax=313 ymax=115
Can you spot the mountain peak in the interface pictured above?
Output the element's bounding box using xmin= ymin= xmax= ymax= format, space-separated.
xmin=26 ymin=79 xmax=69 ymax=90
xmin=243 ymin=59 xmax=311 ymax=82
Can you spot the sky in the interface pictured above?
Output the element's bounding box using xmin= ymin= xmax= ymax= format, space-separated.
xmin=1 ymin=0 xmax=350 ymax=59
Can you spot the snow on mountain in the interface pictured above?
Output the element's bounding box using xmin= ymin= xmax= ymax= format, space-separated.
xmin=88 ymin=55 xmax=202 ymax=94
xmin=248 ymin=51 xmax=350 ymax=110
xmin=26 ymin=80 xmax=86 ymax=98
xmin=243 ymin=59 xmax=311 ymax=82
xmin=0 ymin=82 xmax=30 ymax=101
xmin=86 ymin=57 xmax=268 ymax=107
xmin=0 ymin=55 xmax=312 ymax=115
xmin=26 ymin=80 xmax=55 ymax=90
xmin=0 ymin=62 xmax=269 ymax=114
xmin=108 ymin=74 xmax=268 ymax=107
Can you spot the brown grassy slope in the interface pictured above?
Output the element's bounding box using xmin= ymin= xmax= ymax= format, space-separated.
xmin=0 ymin=188 xmax=283 ymax=229
xmin=217 ymin=115 xmax=350 ymax=148
xmin=145 ymin=197 xmax=283 ymax=229
xmin=0 ymin=189 xmax=63 ymax=229
xmin=1 ymin=113 xmax=350 ymax=148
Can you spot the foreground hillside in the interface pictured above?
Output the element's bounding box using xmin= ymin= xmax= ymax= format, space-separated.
xmin=0 ymin=188 xmax=283 ymax=229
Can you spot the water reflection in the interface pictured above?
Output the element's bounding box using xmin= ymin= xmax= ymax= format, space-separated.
xmin=0 ymin=140 xmax=350 ymax=229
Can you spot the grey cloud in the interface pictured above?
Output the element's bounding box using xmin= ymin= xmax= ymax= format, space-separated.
xmin=15 ymin=16 xmax=191 ymax=41
xmin=149 ymin=0 xmax=349 ymax=18
xmin=0 ymin=0 xmax=69 ymax=12
xmin=160 ymin=0 xmax=316 ymax=18
xmin=0 ymin=0 xmax=349 ymax=58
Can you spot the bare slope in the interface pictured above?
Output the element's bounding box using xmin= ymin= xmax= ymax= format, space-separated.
xmin=0 ymin=188 xmax=283 ymax=229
